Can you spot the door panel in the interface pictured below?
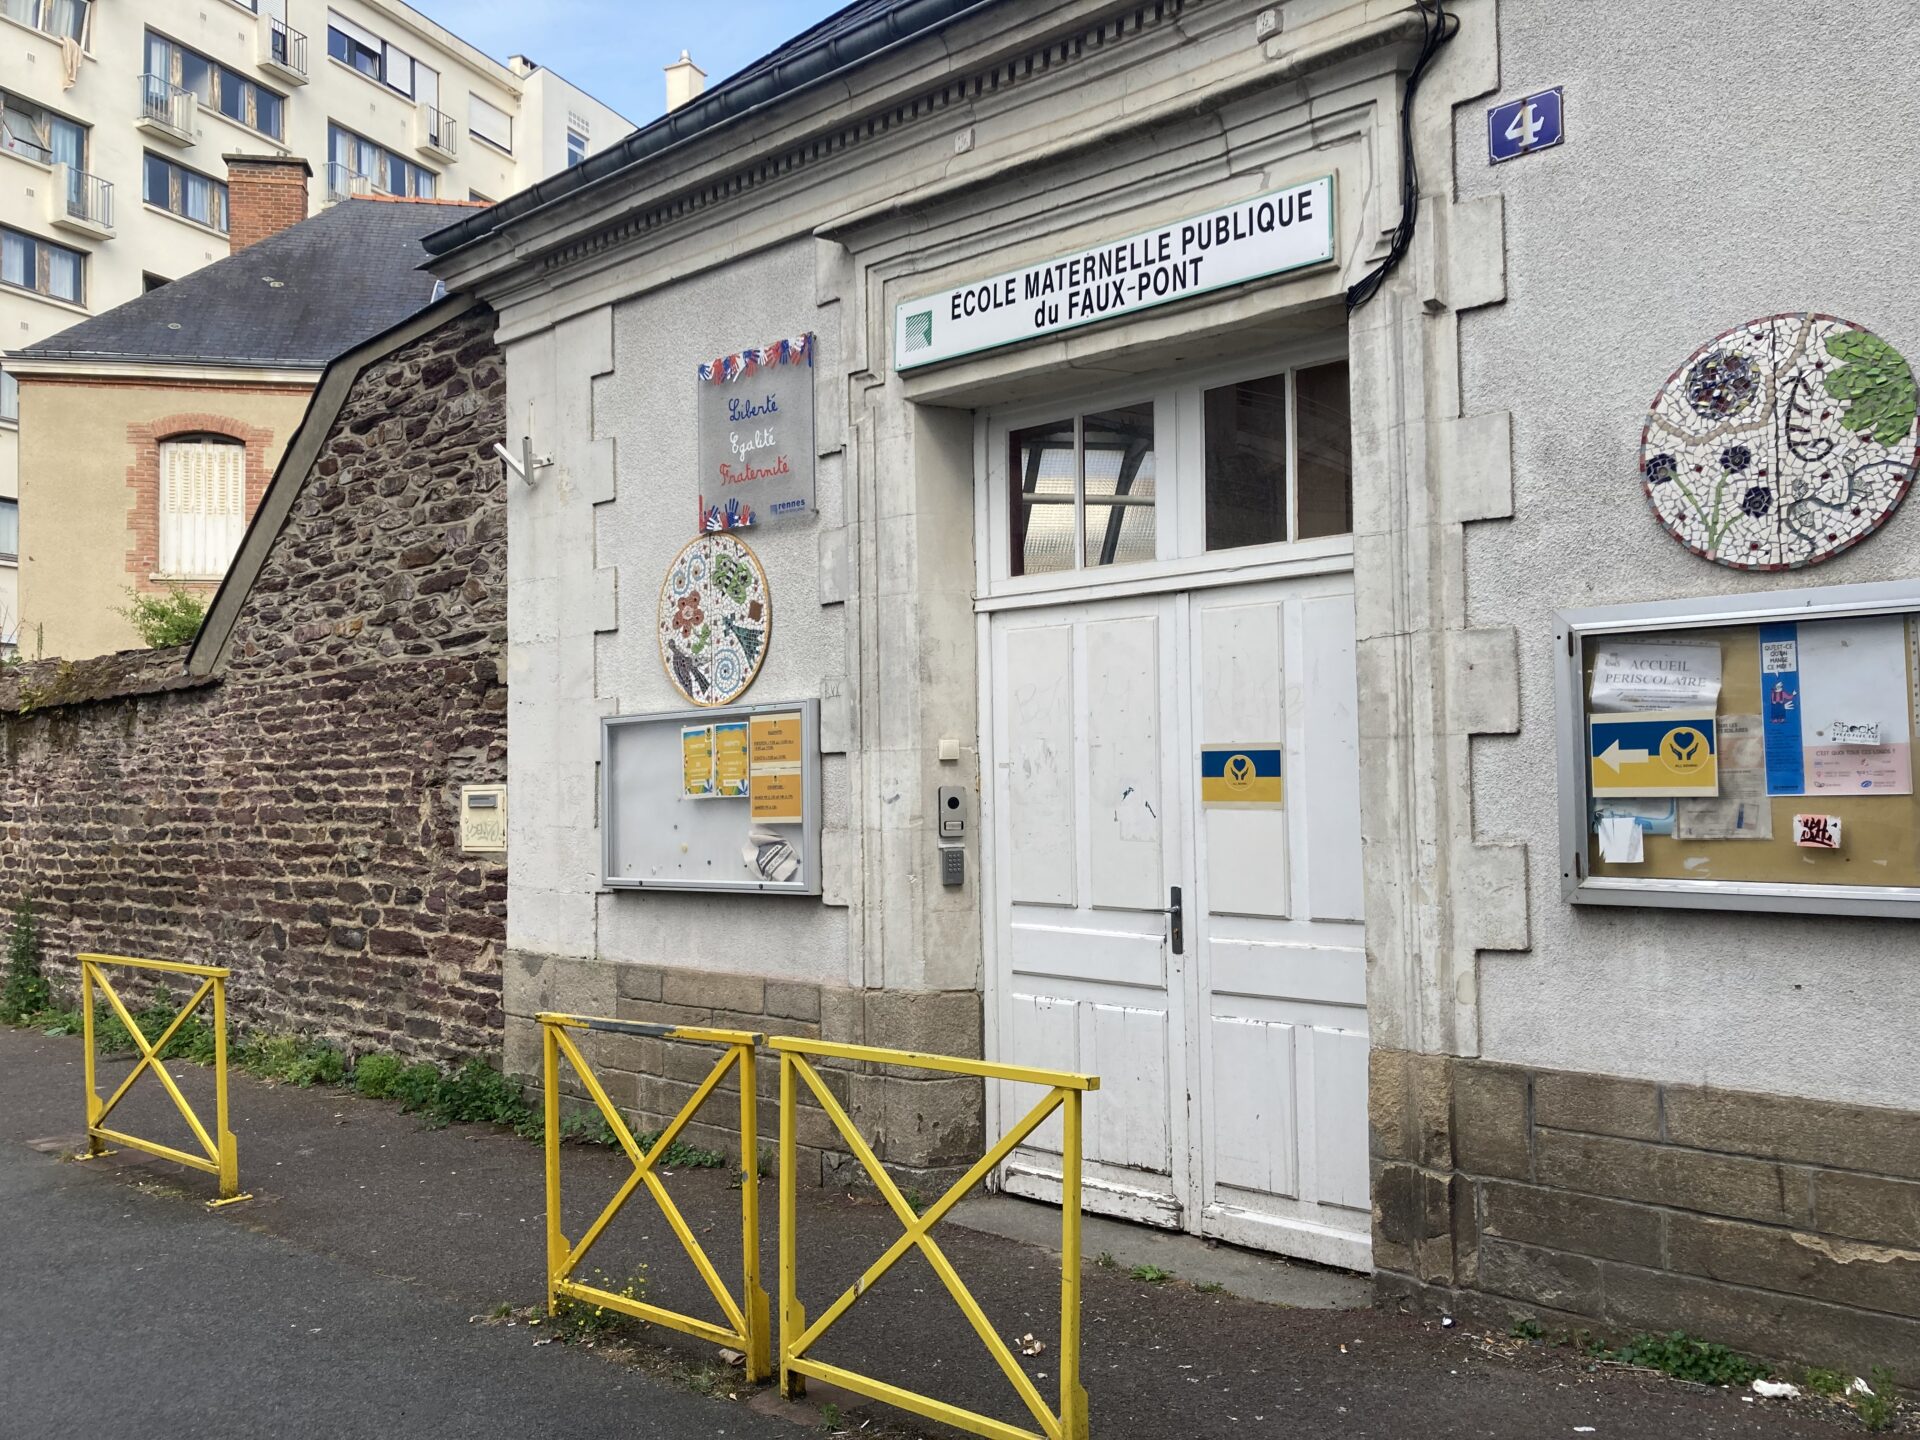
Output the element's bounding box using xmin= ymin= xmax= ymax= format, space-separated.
xmin=1003 ymin=626 xmax=1077 ymax=906
xmin=1085 ymin=616 xmax=1165 ymax=909
xmin=992 ymin=598 xmax=1187 ymax=1226
xmin=1198 ymin=599 xmax=1290 ymax=918
xmin=1209 ymin=1015 xmax=1298 ymax=1196
xmin=1299 ymin=595 xmax=1365 ymax=921
xmin=1191 ymin=582 xmax=1370 ymax=1269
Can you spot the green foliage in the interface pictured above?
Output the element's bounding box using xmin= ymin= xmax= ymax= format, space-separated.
xmin=119 ymin=585 xmax=208 ymax=649
xmin=551 ymin=1266 xmax=649 ymax=1343
xmin=1612 ymin=1331 xmax=1768 ymax=1387
xmin=1856 ymin=1367 xmax=1898 ymax=1431
xmin=235 ymin=1031 xmax=346 ymax=1087
xmin=1193 ymin=1280 xmax=1226 ymax=1295
xmin=390 ymin=1061 xmax=446 ymax=1112
xmin=1510 ymin=1317 xmax=1546 ymax=1341
xmin=1093 ymin=1252 xmax=1116 ymax=1270
xmin=351 ymin=1053 xmax=406 ymax=1099
xmin=819 ymin=1402 xmax=843 ymax=1432
xmin=558 ymin=1108 xmax=620 ymax=1147
xmin=1801 ymin=1366 xmax=1848 ymax=1397
xmin=38 ymin=1006 xmax=85 ymax=1036
xmin=0 ymin=898 xmax=51 ymax=1024
xmin=1128 ymin=1263 xmax=1173 ymax=1285
xmin=1825 ymin=330 xmax=1919 ymax=448
xmin=420 ymin=1058 xmax=533 ymax=1127
xmin=631 ymin=1127 xmax=726 ymax=1169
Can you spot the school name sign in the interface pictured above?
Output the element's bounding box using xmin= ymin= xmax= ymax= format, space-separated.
xmin=894 ymin=176 xmax=1335 ymax=370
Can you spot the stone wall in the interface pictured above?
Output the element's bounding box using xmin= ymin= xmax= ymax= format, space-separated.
xmin=505 ymin=954 xmax=985 ymax=1186
xmin=0 ymin=304 xmax=509 ymax=1062
xmin=1371 ymin=1048 xmax=1920 ymax=1376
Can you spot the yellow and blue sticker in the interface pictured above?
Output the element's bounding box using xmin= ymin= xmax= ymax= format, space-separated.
xmin=1200 ymin=743 xmax=1284 ymax=809
xmin=1589 ymin=707 xmax=1719 ymax=799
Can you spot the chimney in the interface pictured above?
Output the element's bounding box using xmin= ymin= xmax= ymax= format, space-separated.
xmin=664 ymin=50 xmax=706 ymax=112
xmin=507 ymin=54 xmax=538 ymax=79
xmin=223 ymin=153 xmax=311 ymax=249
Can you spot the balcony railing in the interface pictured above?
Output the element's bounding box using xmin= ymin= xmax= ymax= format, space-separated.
xmin=322 ymin=161 xmax=377 ymax=205
xmin=415 ymin=103 xmax=458 ymax=160
xmin=51 ymin=162 xmax=112 ymax=234
xmin=66 ymin=164 xmax=111 ymax=226
xmin=260 ymin=15 xmax=309 ymax=83
xmin=136 ymin=73 xmax=197 ymax=142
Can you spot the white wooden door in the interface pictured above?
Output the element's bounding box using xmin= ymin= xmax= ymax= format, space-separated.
xmin=986 ymin=576 xmax=1369 ymax=1266
xmin=1188 ymin=578 xmax=1370 ymax=1268
xmin=989 ymin=595 xmax=1191 ymax=1227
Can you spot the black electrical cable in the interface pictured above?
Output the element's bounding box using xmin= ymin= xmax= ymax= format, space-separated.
xmin=1346 ymin=0 xmax=1460 ymax=312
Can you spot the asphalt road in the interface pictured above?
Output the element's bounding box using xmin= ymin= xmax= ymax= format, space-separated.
xmin=1 ymin=1025 xmax=1880 ymax=1439
xmin=0 ymin=1149 xmax=793 ymax=1440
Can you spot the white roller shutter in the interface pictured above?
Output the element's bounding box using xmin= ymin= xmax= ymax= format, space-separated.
xmin=159 ymin=437 xmax=246 ymax=577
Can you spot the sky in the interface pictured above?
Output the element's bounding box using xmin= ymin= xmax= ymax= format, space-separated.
xmin=409 ymin=1 xmax=852 ymax=125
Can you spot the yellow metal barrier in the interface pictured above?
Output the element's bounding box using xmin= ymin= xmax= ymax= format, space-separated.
xmin=78 ymin=952 xmax=249 ymax=1207
xmin=538 ymin=1012 xmax=771 ymax=1381
xmin=773 ymin=1037 xmax=1100 ymax=1440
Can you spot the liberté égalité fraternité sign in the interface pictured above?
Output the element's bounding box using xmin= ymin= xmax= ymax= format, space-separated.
xmin=893 ymin=175 xmax=1336 ymax=370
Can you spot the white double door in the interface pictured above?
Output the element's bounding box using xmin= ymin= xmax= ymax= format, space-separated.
xmin=985 ymin=575 xmax=1371 ymax=1268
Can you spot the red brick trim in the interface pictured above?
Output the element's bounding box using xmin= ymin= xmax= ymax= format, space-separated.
xmin=125 ymin=412 xmax=278 ymax=590
xmin=25 ymin=377 xmax=311 ymax=394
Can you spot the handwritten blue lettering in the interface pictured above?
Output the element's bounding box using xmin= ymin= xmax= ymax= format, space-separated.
xmin=728 ymin=394 xmax=780 ymax=422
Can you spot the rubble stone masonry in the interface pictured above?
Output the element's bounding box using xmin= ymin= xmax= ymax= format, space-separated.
xmin=0 ymin=305 xmax=508 ymax=1062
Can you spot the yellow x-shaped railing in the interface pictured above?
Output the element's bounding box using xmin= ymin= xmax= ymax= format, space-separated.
xmin=773 ymin=1037 xmax=1099 ymax=1440
xmin=538 ymin=1013 xmax=772 ymax=1381
xmin=79 ymin=953 xmax=248 ymax=1206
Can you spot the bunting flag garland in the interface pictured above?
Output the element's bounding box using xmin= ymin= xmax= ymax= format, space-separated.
xmin=697 ymin=332 xmax=814 ymax=384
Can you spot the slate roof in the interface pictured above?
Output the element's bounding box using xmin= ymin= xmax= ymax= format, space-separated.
xmin=13 ymin=197 xmax=479 ymax=370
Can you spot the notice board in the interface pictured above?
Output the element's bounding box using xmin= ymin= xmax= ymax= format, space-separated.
xmin=602 ymin=699 xmax=821 ymax=894
xmin=1556 ymin=581 xmax=1920 ymax=917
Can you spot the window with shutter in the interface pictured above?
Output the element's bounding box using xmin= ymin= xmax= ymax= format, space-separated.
xmin=158 ymin=435 xmax=246 ymax=578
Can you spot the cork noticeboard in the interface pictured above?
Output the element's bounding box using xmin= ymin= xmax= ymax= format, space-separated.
xmin=1557 ymin=581 xmax=1920 ymax=918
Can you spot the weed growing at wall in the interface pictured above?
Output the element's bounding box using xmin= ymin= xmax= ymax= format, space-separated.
xmin=1856 ymin=1368 xmax=1898 ymax=1431
xmin=350 ymin=1053 xmax=406 ymax=1099
xmin=235 ymin=1032 xmax=346 ymax=1087
xmin=0 ymin=898 xmax=50 ymax=1024
xmin=1611 ymin=1331 xmax=1769 ymax=1386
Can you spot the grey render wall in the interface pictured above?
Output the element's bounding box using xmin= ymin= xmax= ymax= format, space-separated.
xmin=1457 ymin=1 xmax=1920 ymax=1108
xmin=593 ymin=239 xmax=853 ymax=985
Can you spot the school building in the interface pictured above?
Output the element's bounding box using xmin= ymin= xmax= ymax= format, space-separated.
xmin=418 ymin=0 xmax=1920 ymax=1370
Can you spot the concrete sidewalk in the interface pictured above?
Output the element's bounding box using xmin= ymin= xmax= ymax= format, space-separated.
xmin=0 ymin=1026 xmax=1873 ymax=1438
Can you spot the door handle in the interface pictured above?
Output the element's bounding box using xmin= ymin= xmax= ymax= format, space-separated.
xmin=1167 ymin=885 xmax=1183 ymax=956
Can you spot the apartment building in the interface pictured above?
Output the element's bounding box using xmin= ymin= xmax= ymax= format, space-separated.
xmin=0 ymin=0 xmax=634 ymax=648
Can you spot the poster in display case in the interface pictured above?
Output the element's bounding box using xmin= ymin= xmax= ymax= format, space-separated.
xmin=1556 ymin=580 xmax=1920 ymax=918
xmin=603 ymin=699 xmax=821 ymax=894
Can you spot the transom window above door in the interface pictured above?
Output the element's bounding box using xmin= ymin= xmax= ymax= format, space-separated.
xmin=990 ymin=356 xmax=1352 ymax=585
xmin=1009 ymin=403 xmax=1157 ymax=576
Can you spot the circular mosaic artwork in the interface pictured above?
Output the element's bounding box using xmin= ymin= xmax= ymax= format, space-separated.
xmin=1640 ymin=313 xmax=1919 ymax=570
xmin=657 ymin=533 xmax=770 ymax=707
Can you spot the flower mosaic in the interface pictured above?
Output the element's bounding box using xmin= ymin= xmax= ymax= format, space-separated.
xmin=1641 ymin=314 xmax=1919 ymax=570
xmin=657 ymin=533 xmax=770 ymax=707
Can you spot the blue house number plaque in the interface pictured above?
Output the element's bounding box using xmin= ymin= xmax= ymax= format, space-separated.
xmin=1487 ymin=87 xmax=1564 ymax=164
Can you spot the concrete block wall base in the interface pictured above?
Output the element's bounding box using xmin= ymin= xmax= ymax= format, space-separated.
xmin=505 ymin=952 xmax=985 ymax=1185
xmin=1370 ymin=1047 xmax=1920 ymax=1377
